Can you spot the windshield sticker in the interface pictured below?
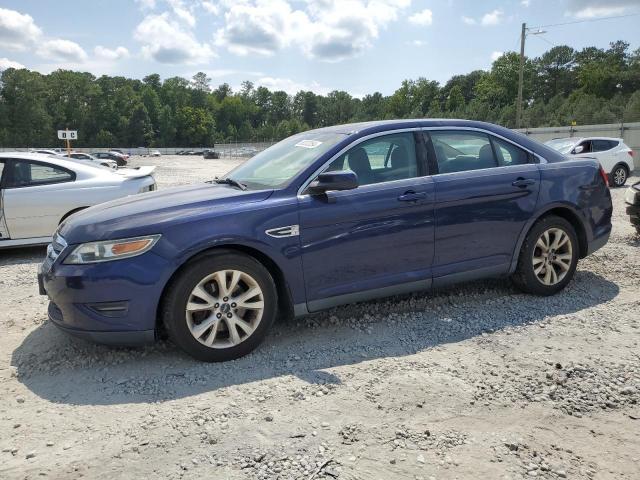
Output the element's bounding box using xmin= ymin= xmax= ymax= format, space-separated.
xmin=295 ymin=139 xmax=322 ymax=149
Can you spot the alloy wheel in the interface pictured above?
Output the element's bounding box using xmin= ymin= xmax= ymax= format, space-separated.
xmin=185 ymin=269 xmax=264 ymax=349
xmin=532 ymin=227 xmax=573 ymax=286
xmin=613 ymin=167 xmax=626 ymax=187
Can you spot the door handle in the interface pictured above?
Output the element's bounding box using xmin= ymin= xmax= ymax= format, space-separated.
xmin=512 ymin=178 xmax=536 ymax=188
xmin=398 ymin=190 xmax=428 ymax=202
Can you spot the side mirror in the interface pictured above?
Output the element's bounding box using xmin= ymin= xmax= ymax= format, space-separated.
xmin=572 ymin=145 xmax=584 ymax=154
xmin=307 ymin=170 xmax=358 ymax=195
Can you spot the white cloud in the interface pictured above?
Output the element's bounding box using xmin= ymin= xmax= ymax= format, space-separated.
xmin=94 ymin=45 xmax=130 ymax=60
xmin=408 ymin=9 xmax=433 ymax=26
xmin=462 ymin=9 xmax=504 ymax=27
xmin=521 ymin=0 xmax=531 ymax=6
xmin=37 ymin=39 xmax=87 ymax=63
xmin=135 ymin=12 xmax=214 ymax=64
xmin=135 ymin=0 xmax=157 ymax=9
xmin=215 ymin=0 xmax=413 ymax=62
xmin=566 ymin=0 xmax=638 ymax=18
xmin=481 ymin=9 xmax=503 ymax=26
xmin=407 ymin=39 xmax=427 ymax=47
xmin=215 ymin=0 xmax=299 ymax=56
xmin=0 ymin=57 xmax=25 ymax=70
xmin=0 ymin=7 xmax=42 ymax=51
xmin=201 ymin=1 xmax=220 ymax=15
xmin=491 ymin=51 xmax=504 ymax=61
xmin=168 ymin=0 xmax=196 ymax=27
xmin=255 ymin=76 xmax=330 ymax=95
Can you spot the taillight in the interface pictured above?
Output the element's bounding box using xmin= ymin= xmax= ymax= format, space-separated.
xmin=628 ymin=150 xmax=634 ymax=157
xmin=599 ymin=166 xmax=609 ymax=187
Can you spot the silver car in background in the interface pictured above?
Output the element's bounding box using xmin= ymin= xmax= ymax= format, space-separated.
xmin=0 ymin=152 xmax=156 ymax=248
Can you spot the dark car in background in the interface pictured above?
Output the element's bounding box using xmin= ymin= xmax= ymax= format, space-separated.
xmin=626 ymin=181 xmax=640 ymax=234
xmin=203 ymin=149 xmax=220 ymax=159
xmin=40 ymin=120 xmax=612 ymax=362
xmin=91 ymin=151 xmax=127 ymax=166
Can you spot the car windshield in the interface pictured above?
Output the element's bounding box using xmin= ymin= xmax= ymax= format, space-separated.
xmin=224 ymin=132 xmax=347 ymax=189
xmin=545 ymin=138 xmax=578 ymax=154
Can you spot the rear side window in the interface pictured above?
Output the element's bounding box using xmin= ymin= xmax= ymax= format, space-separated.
xmin=592 ymin=140 xmax=618 ymax=152
xmin=5 ymin=160 xmax=74 ymax=188
xmin=491 ymin=137 xmax=530 ymax=166
xmin=430 ymin=131 xmax=497 ymax=174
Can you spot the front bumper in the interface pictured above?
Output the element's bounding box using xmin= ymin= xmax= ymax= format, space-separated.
xmin=39 ymin=245 xmax=173 ymax=347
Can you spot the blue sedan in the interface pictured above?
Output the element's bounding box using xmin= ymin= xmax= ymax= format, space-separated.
xmin=40 ymin=120 xmax=613 ymax=361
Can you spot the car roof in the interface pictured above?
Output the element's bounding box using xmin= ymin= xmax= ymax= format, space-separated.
xmin=0 ymin=151 xmax=112 ymax=174
xmin=303 ymin=119 xmax=567 ymax=162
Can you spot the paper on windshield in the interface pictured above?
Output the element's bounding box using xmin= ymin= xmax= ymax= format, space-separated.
xmin=295 ymin=139 xmax=322 ymax=149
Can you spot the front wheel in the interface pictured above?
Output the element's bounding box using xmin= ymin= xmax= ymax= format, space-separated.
xmin=161 ymin=252 xmax=277 ymax=362
xmin=512 ymin=216 xmax=578 ymax=296
xmin=611 ymin=166 xmax=628 ymax=187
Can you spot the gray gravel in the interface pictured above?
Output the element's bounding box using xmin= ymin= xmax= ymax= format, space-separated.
xmin=0 ymin=156 xmax=638 ymax=479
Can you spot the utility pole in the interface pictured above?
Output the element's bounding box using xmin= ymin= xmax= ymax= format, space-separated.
xmin=516 ymin=22 xmax=526 ymax=129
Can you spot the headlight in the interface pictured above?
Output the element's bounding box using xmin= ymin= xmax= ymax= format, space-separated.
xmin=64 ymin=235 xmax=161 ymax=264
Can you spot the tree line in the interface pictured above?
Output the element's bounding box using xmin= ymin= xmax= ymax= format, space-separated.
xmin=0 ymin=40 xmax=639 ymax=148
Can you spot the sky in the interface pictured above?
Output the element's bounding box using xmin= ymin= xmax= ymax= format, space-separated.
xmin=0 ymin=0 xmax=639 ymax=96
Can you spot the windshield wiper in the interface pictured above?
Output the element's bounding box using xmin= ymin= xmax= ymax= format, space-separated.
xmin=209 ymin=176 xmax=247 ymax=191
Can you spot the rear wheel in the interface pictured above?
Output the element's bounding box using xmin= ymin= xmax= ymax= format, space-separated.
xmin=161 ymin=252 xmax=277 ymax=362
xmin=512 ymin=216 xmax=578 ymax=296
xmin=611 ymin=165 xmax=628 ymax=187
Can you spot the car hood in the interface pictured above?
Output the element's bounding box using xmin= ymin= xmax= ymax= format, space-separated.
xmin=59 ymin=183 xmax=273 ymax=244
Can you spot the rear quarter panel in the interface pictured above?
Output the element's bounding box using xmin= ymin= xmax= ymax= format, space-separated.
xmin=509 ymin=159 xmax=612 ymax=271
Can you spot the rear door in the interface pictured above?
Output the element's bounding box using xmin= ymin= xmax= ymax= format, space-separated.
xmin=426 ymin=129 xmax=540 ymax=284
xmin=2 ymin=159 xmax=76 ymax=239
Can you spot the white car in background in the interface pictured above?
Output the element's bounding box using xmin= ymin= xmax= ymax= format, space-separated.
xmin=63 ymin=152 xmax=118 ymax=169
xmin=0 ymin=152 xmax=156 ymax=248
xmin=545 ymin=137 xmax=635 ymax=187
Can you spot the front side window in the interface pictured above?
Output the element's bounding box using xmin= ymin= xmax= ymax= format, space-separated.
xmin=5 ymin=160 xmax=74 ymax=188
xmin=430 ymin=131 xmax=497 ymax=174
xmin=575 ymin=141 xmax=592 ymax=153
xmin=323 ymin=132 xmax=419 ymax=186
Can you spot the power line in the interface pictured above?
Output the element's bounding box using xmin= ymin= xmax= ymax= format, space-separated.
xmin=528 ymin=12 xmax=640 ymax=30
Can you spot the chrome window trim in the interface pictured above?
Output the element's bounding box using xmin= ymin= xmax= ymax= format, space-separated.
xmin=297 ymin=127 xmax=424 ymax=196
xmin=297 ymin=125 xmax=548 ymax=196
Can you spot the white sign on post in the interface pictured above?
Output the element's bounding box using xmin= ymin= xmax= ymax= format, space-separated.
xmin=57 ymin=130 xmax=78 ymax=140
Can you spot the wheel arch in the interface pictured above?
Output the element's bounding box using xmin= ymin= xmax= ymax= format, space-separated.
xmin=59 ymin=206 xmax=89 ymax=224
xmin=156 ymin=243 xmax=294 ymax=332
xmin=509 ymin=204 xmax=589 ymax=274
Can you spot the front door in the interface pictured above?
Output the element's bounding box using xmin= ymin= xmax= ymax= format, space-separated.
xmin=2 ymin=159 xmax=76 ymax=239
xmin=0 ymin=160 xmax=8 ymax=239
xmin=297 ymin=131 xmax=435 ymax=311
xmin=426 ymin=129 xmax=541 ymax=284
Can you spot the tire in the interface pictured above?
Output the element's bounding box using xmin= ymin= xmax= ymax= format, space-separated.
xmin=161 ymin=251 xmax=277 ymax=362
xmin=610 ymin=165 xmax=628 ymax=187
xmin=512 ymin=215 xmax=579 ymax=296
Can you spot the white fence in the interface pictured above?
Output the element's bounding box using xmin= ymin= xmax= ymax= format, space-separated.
xmin=3 ymin=122 xmax=639 ymax=168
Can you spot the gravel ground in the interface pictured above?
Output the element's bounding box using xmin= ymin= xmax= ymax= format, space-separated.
xmin=0 ymin=155 xmax=638 ymax=480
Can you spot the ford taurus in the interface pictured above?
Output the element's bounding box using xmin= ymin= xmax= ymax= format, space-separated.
xmin=39 ymin=120 xmax=613 ymax=361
